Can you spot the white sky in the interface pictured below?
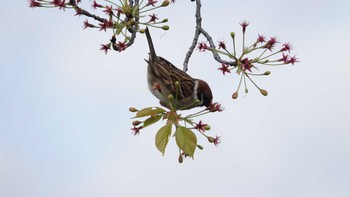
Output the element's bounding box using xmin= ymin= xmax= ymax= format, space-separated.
xmin=1 ymin=0 xmax=350 ymax=196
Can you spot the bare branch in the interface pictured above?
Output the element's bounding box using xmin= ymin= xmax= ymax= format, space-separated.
xmin=126 ymin=0 xmax=139 ymax=47
xmin=111 ymin=0 xmax=139 ymax=51
xmin=183 ymin=0 xmax=236 ymax=72
xmin=70 ymin=0 xmax=106 ymax=23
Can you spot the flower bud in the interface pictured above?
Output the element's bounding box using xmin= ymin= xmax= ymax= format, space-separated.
xmin=197 ymin=145 xmax=204 ymax=150
xmin=132 ymin=120 xmax=142 ymax=126
xmin=264 ymin=71 xmax=271 ymax=75
xmin=175 ymin=81 xmax=180 ymax=88
xmin=230 ymin=32 xmax=235 ymax=39
xmin=207 ymin=136 xmax=215 ymax=143
xmin=162 ymin=25 xmax=169 ymax=30
xmin=162 ymin=18 xmax=168 ymax=23
xmin=168 ymin=94 xmax=174 ymax=100
xmin=260 ymin=89 xmax=268 ymax=96
xmin=204 ymin=125 xmax=211 ymax=131
xmin=139 ymin=29 xmax=146 ymax=34
xmin=161 ymin=0 xmax=170 ymax=7
xmin=232 ymin=92 xmax=238 ymax=99
xmin=178 ymin=154 xmax=183 ymax=163
xmin=245 ymin=88 xmax=249 ymax=93
xmin=128 ymin=19 xmax=135 ymax=25
xmin=129 ymin=107 xmax=138 ymax=112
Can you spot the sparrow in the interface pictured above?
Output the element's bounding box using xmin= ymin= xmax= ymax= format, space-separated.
xmin=145 ymin=27 xmax=213 ymax=110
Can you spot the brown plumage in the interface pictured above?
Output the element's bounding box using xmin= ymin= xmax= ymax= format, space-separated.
xmin=145 ymin=27 xmax=213 ymax=110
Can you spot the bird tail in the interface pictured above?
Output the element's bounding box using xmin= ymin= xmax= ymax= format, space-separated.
xmin=145 ymin=27 xmax=157 ymax=59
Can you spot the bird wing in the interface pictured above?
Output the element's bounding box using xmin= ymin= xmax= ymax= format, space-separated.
xmin=152 ymin=56 xmax=195 ymax=99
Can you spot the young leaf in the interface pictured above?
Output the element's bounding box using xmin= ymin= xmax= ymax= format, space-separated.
xmin=115 ymin=22 xmax=126 ymax=35
xmin=143 ymin=115 xmax=162 ymax=128
xmin=174 ymin=126 xmax=197 ymax=158
xmin=155 ymin=124 xmax=172 ymax=155
xmin=134 ymin=107 xmax=165 ymax=118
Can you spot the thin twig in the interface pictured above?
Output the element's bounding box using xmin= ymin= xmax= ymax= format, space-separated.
xmin=70 ymin=0 xmax=138 ymax=51
xmin=183 ymin=0 xmax=236 ymax=72
xmin=70 ymin=0 xmax=106 ymax=23
xmin=126 ymin=0 xmax=139 ymax=47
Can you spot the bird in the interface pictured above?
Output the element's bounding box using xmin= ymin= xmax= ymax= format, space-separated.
xmin=144 ymin=27 xmax=213 ymax=110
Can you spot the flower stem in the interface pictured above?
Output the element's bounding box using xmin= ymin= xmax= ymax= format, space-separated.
xmin=139 ymin=5 xmax=161 ymax=13
xmin=261 ymin=63 xmax=289 ymax=66
xmin=243 ymin=74 xmax=248 ymax=93
xmin=187 ymin=111 xmax=211 ymax=118
xmin=257 ymin=48 xmax=268 ymax=60
xmin=244 ymin=72 xmax=261 ymax=90
xmin=185 ymin=109 xmax=207 ymax=119
xmin=260 ymin=50 xmax=281 ymax=60
xmin=236 ymin=72 xmax=244 ymax=93
xmin=242 ymin=32 xmax=246 ymax=55
xmin=247 ymin=72 xmax=268 ymax=76
xmin=232 ymin=36 xmax=236 ymax=57
xmin=211 ymin=48 xmax=231 ymax=57
xmin=104 ymin=0 xmax=120 ymax=7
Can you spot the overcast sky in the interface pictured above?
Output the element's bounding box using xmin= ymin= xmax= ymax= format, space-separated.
xmin=1 ymin=0 xmax=350 ymax=197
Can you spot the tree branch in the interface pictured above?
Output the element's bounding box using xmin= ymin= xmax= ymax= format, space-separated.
xmin=126 ymin=0 xmax=139 ymax=47
xmin=183 ymin=0 xmax=236 ymax=72
xmin=70 ymin=0 xmax=106 ymax=23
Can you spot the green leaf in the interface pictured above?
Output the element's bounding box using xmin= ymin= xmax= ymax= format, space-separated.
xmin=155 ymin=124 xmax=172 ymax=155
xmin=115 ymin=22 xmax=126 ymax=35
xmin=183 ymin=118 xmax=193 ymax=125
xmin=174 ymin=126 xmax=197 ymax=158
xmin=134 ymin=107 xmax=165 ymax=118
xmin=143 ymin=115 xmax=162 ymax=128
xmin=132 ymin=5 xmax=139 ymax=17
